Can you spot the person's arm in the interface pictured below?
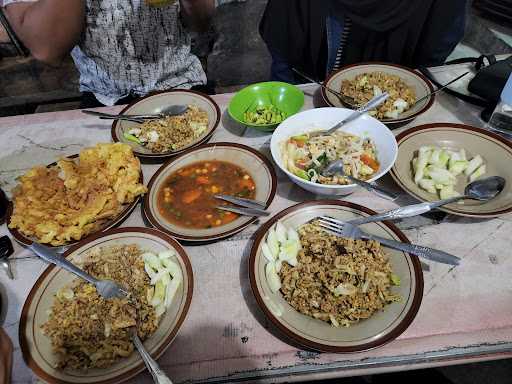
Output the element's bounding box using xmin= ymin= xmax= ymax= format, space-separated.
xmin=180 ymin=0 xmax=215 ymax=32
xmin=3 ymin=0 xmax=85 ymax=65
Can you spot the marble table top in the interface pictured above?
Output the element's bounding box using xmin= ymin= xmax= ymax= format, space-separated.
xmin=1 ymin=81 xmax=512 ymax=384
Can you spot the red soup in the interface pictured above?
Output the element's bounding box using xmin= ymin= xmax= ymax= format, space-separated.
xmin=157 ymin=160 xmax=256 ymax=229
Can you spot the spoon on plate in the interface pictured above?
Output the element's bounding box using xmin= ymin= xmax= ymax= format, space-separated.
xmin=309 ymin=92 xmax=389 ymax=138
xmin=397 ymin=71 xmax=470 ymax=117
xmin=321 ymin=159 xmax=399 ymax=201
xmin=82 ymin=105 xmax=188 ymax=124
xmin=0 ymin=236 xmax=14 ymax=279
xmin=347 ymin=176 xmax=506 ymax=225
xmin=131 ymin=327 xmax=173 ymax=384
xmin=291 ymin=68 xmax=359 ymax=108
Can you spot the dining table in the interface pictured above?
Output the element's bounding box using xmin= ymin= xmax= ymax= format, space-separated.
xmin=1 ymin=62 xmax=512 ymax=384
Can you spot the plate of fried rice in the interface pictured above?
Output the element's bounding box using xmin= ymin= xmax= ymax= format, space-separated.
xmin=111 ymin=90 xmax=221 ymax=160
xmin=249 ymin=200 xmax=423 ymax=353
xmin=322 ymin=62 xmax=435 ymax=127
xmin=19 ymin=227 xmax=193 ymax=384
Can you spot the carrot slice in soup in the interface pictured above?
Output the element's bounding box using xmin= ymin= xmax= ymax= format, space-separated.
xmin=182 ymin=189 xmax=202 ymax=204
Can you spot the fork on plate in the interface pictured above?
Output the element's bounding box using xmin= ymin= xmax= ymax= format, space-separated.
xmin=214 ymin=194 xmax=269 ymax=217
xmin=30 ymin=243 xmax=129 ymax=299
xmin=316 ymin=216 xmax=460 ymax=266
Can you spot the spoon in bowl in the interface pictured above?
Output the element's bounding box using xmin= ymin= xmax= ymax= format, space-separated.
xmin=308 ymin=92 xmax=389 ymax=139
xmin=347 ymin=176 xmax=506 ymax=225
xmin=321 ymin=159 xmax=399 ymax=200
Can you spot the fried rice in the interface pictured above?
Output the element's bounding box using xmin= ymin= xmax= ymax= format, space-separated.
xmin=340 ymin=72 xmax=416 ymax=119
xmin=129 ymin=105 xmax=209 ymax=153
xmin=41 ymin=244 xmax=159 ymax=370
xmin=278 ymin=223 xmax=400 ymax=327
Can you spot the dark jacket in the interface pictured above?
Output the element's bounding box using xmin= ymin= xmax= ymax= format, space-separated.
xmin=259 ymin=0 xmax=467 ymax=80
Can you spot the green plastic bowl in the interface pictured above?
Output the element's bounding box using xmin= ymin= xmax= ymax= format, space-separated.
xmin=228 ymin=82 xmax=305 ymax=132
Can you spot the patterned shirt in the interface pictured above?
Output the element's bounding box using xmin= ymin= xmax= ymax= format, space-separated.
xmin=2 ymin=0 xmax=207 ymax=105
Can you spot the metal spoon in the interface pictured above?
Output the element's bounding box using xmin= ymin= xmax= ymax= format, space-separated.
xmin=321 ymin=159 xmax=399 ymax=200
xmin=291 ymin=67 xmax=359 ymax=108
xmin=82 ymin=105 xmax=188 ymax=123
xmin=398 ymin=71 xmax=470 ymax=116
xmin=131 ymin=328 xmax=173 ymax=384
xmin=309 ymin=92 xmax=389 ymax=138
xmin=348 ymin=176 xmax=506 ymax=225
xmin=0 ymin=236 xmax=14 ymax=279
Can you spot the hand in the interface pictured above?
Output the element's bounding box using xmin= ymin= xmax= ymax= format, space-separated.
xmin=0 ymin=327 xmax=13 ymax=384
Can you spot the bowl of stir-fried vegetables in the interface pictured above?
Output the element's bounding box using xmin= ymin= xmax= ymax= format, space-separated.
xmin=270 ymin=107 xmax=397 ymax=195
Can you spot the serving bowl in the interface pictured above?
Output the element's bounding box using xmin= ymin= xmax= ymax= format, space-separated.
xmin=228 ymin=82 xmax=305 ymax=132
xmin=143 ymin=142 xmax=277 ymax=242
xmin=322 ymin=62 xmax=435 ymax=127
xmin=270 ymin=107 xmax=398 ymax=196
xmin=19 ymin=227 xmax=193 ymax=384
xmin=112 ymin=90 xmax=221 ymax=160
xmin=249 ymin=200 xmax=423 ymax=352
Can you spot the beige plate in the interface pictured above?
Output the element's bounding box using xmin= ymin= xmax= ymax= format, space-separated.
xmin=249 ymin=200 xmax=423 ymax=353
xmin=111 ymin=90 xmax=221 ymax=160
xmin=391 ymin=123 xmax=512 ymax=217
xmin=143 ymin=142 xmax=277 ymax=242
xmin=6 ymin=154 xmax=143 ymax=249
xmin=19 ymin=227 xmax=193 ymax=384
xmin=323 ymin=62 xmax=435 ymax=127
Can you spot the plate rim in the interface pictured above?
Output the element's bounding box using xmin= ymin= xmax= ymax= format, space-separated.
xmin=322 ymin=61 xmax=435 ymax=124
xmin=6 ymin=154 xmax=143 ymax=248
xmin=248 ymin=199 xmax=424 ymax=353
xmin=143 ymin=142 xmax=278 ymax=242
xmin=19 ymin=226 xmax=194 ymax=384
xmin=391 ymin=122 xmax=512 ymax=217
xmin=111 ymin=89 xmax=221 ymax=159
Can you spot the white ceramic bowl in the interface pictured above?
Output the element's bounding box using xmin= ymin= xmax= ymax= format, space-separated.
xmin=270 ymin=107 xmax=398 ymax=196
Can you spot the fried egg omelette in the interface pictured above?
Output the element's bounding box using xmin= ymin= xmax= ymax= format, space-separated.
xmin=8 ymin=143 xmax=147 ymax=246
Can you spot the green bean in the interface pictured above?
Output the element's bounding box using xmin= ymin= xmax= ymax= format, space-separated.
xmin=243 ymin=105 xmax=287 ymax=125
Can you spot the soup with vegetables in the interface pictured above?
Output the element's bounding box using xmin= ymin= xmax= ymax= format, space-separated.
xmin=157 ymin=160 xmax=256 ymax=229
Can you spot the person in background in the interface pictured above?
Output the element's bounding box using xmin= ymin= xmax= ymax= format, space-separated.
xmin=0 ymin=0 xmax=215 ymax=107
xmin=260 ymin=0 xmax=467 ymax=83
xmin=0 ymin=327 xmax=13 ymax=384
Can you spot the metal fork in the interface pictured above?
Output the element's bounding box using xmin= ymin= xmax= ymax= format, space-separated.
xmin=214 ymin=194 xmax=269 ymax=217
xmin=30 ymin=243 xmax=129 ymax=299
xmin=317 ymin=216 xmax=460 ymax=266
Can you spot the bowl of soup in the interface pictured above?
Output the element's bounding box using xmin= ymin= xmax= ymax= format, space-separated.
xmin=144 ymin=143 xmax=277 ymax=242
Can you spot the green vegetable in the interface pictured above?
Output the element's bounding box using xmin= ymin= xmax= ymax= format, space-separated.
xmin=436 ymin=150 xmax=451 ymax=168
xmin=414 ymin=146 xmax=432 ymax=184
xmin=123 ymin=132 xmax=142 ymax=144
xmin=427 ymin=166 xmax=456 ymax=186
xmin=440 ymin=186 xmax=461 ymax=200
xmin=390 ymin=274 xmax=401 ymax=286
xmin=449 ymin=160 xmax=469 ymax=176
xmin=244 ymin=105 xmax=287 ymax=125
xmin=464 ymin=155 xmax=484 ymax=176
xmin=292 ymin=168 xmax=310 ymax=180
xmin=418 ymin=178 xmax=437 ymax=194
xmin=469 ymin=164 xmax=486 ymax=183
xmin=291 ymin=134 xmax=309 ymax=142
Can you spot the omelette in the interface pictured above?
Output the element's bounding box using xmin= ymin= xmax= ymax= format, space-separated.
xmin=8 ymin=143 xmax=147 ymax=246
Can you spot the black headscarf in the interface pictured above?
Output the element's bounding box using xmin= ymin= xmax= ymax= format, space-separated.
xmin=259 ymin=0 xmax=466 ymax=80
